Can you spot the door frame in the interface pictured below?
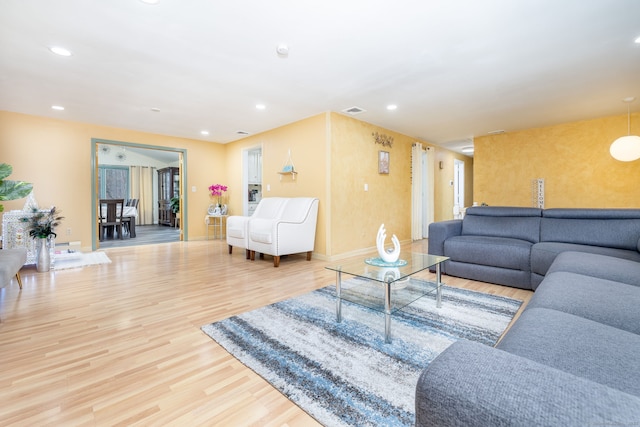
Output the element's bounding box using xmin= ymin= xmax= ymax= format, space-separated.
xmin=91 ymin=138 xmax=188 ymax=250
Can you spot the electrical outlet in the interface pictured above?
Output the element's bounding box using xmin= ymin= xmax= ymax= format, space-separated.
xmin=66 ymin=228 xmax=72 ymax=235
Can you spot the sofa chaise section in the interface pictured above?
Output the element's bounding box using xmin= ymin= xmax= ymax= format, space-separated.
xmin=415 ymin=251 xmax=640 ymax=425
xmin=415 ymin=339 xmax=640 ymax=427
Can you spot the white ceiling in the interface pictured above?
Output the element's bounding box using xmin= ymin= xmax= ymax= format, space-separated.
xmin=1 ymin=0 xmax=639 ymax=155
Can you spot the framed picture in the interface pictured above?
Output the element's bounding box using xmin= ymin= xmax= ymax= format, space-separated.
xmin=378 ymin=150 xmax=390 ymax=174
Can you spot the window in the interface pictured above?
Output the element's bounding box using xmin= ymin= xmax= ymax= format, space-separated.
xmin=98 ymin=166 xmax=129 ymax=199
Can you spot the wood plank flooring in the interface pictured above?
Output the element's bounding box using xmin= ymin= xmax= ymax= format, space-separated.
xmin=0 ymin=239 xmax=532 ymax=426
xmin=98 ymin=224 xmax=181 ymax=249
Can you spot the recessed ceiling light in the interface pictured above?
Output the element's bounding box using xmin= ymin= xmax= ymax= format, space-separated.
xmin=487 ymin=129 xmax=505 ymax=135
xmin=276 ymin=44 xmax=289 ymax=57
xmin=139 ymin=0 xmax=159 ymax=4
xmin=150 ymin=107 xmax=161 ymax=112
xmin=461 ymin=146 xmax=474 ymax=153
xmin=201 ymin=130 xmax=210 ymax=136
xmin=635 ymin=36 xmax=640 ymax=44
xmin=49 ymin=46 xmax=72 ymax=57
xmin=256 ymin=104 xmax=266 ymax=110
xmin=386 ymin=104 xmax=398 ymax=111
xmin=51 ymin=105 xmax=65 ymax=111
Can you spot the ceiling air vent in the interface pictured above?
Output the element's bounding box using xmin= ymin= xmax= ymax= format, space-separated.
xmin=342 ymin=106 xmax=366 ymax=115
xmin=236 ymin=130 xmax=250 ymax=135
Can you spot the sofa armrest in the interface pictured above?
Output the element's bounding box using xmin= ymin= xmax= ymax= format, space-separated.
xmin=427 ymin=220 xmax=462 ymax=256
xmin=416 ymin=340 xmax=640 ymax=427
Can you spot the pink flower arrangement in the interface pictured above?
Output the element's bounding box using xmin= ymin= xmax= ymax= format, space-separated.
xmin=208 ymin=184 xmax=228 ymax=206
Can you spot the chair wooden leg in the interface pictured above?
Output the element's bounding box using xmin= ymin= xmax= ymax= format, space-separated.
xmin=245 ymin=249 xmax=251 ymax=259
xmin=306 ymin=251 xmax=312 ymax=261
xmin=273 ymin=256 xmax=280 ymax=267
xmin=15 ymin=272 xmax=23 ymax=289
xmin=250 ymin=251 xmax=255 ymax=261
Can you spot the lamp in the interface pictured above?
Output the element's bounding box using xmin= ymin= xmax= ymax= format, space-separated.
xmin=610 ymin=97 xmax=640 ymax=162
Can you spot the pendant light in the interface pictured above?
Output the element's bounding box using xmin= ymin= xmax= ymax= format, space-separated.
xmin=610 ymin=97 xmax=640 ymax=162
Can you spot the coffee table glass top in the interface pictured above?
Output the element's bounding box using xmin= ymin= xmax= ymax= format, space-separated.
xmin=325 ymin=253 xmax=448 ymax=314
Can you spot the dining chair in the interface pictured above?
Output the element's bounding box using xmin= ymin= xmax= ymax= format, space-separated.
xmin=122 ymin=199 xmax=138 ymax=235
xmin=99 ymin=199 xmax=125 ymax=240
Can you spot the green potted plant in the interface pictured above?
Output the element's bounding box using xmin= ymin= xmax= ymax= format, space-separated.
xmin=170 ymin=196 xmax=180 ymax=214
xmin=0 ymin=163 xmax=33 ymax=212
xmin=20 ymin=207 xmax=64 ymax=272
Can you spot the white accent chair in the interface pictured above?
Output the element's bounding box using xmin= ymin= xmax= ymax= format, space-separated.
xmin=248 ymin=197 xmax=319 ymax=267
xmin=226 ymin=197 xmax=288 ymax=259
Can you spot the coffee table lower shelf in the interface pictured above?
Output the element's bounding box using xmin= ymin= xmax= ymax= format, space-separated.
xmin=328 ymin=256 xmax=447 ymax=343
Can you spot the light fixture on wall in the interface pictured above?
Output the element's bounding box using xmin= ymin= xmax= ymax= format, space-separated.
xmin=610 ymin=97 xmax=640 ymax=162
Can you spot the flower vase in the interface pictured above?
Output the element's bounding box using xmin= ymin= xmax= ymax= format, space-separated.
xmin=36 ymin=237 xmax=51 ymax=272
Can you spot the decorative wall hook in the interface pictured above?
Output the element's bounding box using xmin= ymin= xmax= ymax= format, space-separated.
xmin=372 ymin=132 xmax=393 ymax=148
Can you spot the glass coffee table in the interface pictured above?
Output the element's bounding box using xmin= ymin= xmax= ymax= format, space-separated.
xmin=325 ymin=253 xmax=449 ymax=343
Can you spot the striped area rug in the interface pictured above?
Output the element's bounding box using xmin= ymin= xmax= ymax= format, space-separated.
xmin=201 ymin=279 xmax=522 ymax=426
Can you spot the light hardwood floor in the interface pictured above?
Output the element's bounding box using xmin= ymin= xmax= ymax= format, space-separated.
xmin=0 ymin=239 xmax=532 ymax=426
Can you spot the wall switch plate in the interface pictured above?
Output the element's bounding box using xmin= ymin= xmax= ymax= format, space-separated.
xmin=267 ymin=184 xmax=271 ymax=191
xmin=191 ymin=186 xmax=197 ymax=192
xmin=364 ymin=183 xmax=368 ymax=191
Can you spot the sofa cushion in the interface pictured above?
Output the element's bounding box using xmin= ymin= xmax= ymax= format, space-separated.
xmin=445 ymin=235 xmax=532 ymax=270
xmin=547 ymin=251 xmax=640 ymax=287
xmin=462 ymin=207 xmax=541 ymax=243
xmin=446 ymin=261 xmax=532 ymax=289
xmin=541 ymin=208 xmax=640 ymax=250
xmin=530 ymin=242 xmax=640 ymax=276
xmin=416 ymin=340 xmax=640 ymax=427
xmin=527 ymin=272 xmax=640 ymax=334
xmin=497 ymin=307 xmax=640 ymax=397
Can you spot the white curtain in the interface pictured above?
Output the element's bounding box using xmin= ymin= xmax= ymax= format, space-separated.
xmin=411 ymin=143 xmax=424 ymax=240
xmin=129 ymin=166 xmax=156 ymax=225
xmin=411 ymin=143 xmax=435 ymax=240
xmin=425 ymin=146 xmax=435 ymax=236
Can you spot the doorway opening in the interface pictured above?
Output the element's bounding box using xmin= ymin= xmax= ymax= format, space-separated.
xmin=411 ymin=143 xmax=434 ymax=240
xmin=453 ymin=159 xmax=465 ymax=219
xmin=91 ymin=139 xmax=187 ymax=250
xmin=242 ymin=146 xmax=262 ymax=216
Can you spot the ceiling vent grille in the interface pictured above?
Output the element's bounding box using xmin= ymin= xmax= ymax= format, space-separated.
xmin=342 ymin=106 xmax=366 ymax=115
xmin=236 ymin=130 xmax=250 ymax=135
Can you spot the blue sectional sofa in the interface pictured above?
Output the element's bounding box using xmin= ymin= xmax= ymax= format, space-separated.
xmin=415 ymin=207 xmax=640 ymax=425
xmin=415 ymin=251 xmax=640 ymax=425
xmin=428 ymin=206 xmax=640 ymax=289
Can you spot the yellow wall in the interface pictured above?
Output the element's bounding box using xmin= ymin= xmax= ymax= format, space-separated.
xmin=474 ymin=113 xmax=640 ymax=208
xmin=1 ymin=109 xmax=473 ymax=259
xmin=327 ymin=113 xmax=473 ymax=255
xmin=0 ymin=110 xmax=225 ymax=249
xmin=225 ymin=114 xmax=328 ymax=257
xmin=329 ymin=113 xmax=412 ymax=255
xmin=433 ymin=145 xmax=474 ymax=221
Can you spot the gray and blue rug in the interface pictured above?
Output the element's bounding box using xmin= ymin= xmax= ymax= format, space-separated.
xmin=201 ymin=279 xmax=522 ymax=426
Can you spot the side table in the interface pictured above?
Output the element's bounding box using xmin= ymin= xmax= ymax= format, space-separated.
xmin=205 ymin=215 xmax=228 ymax=240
